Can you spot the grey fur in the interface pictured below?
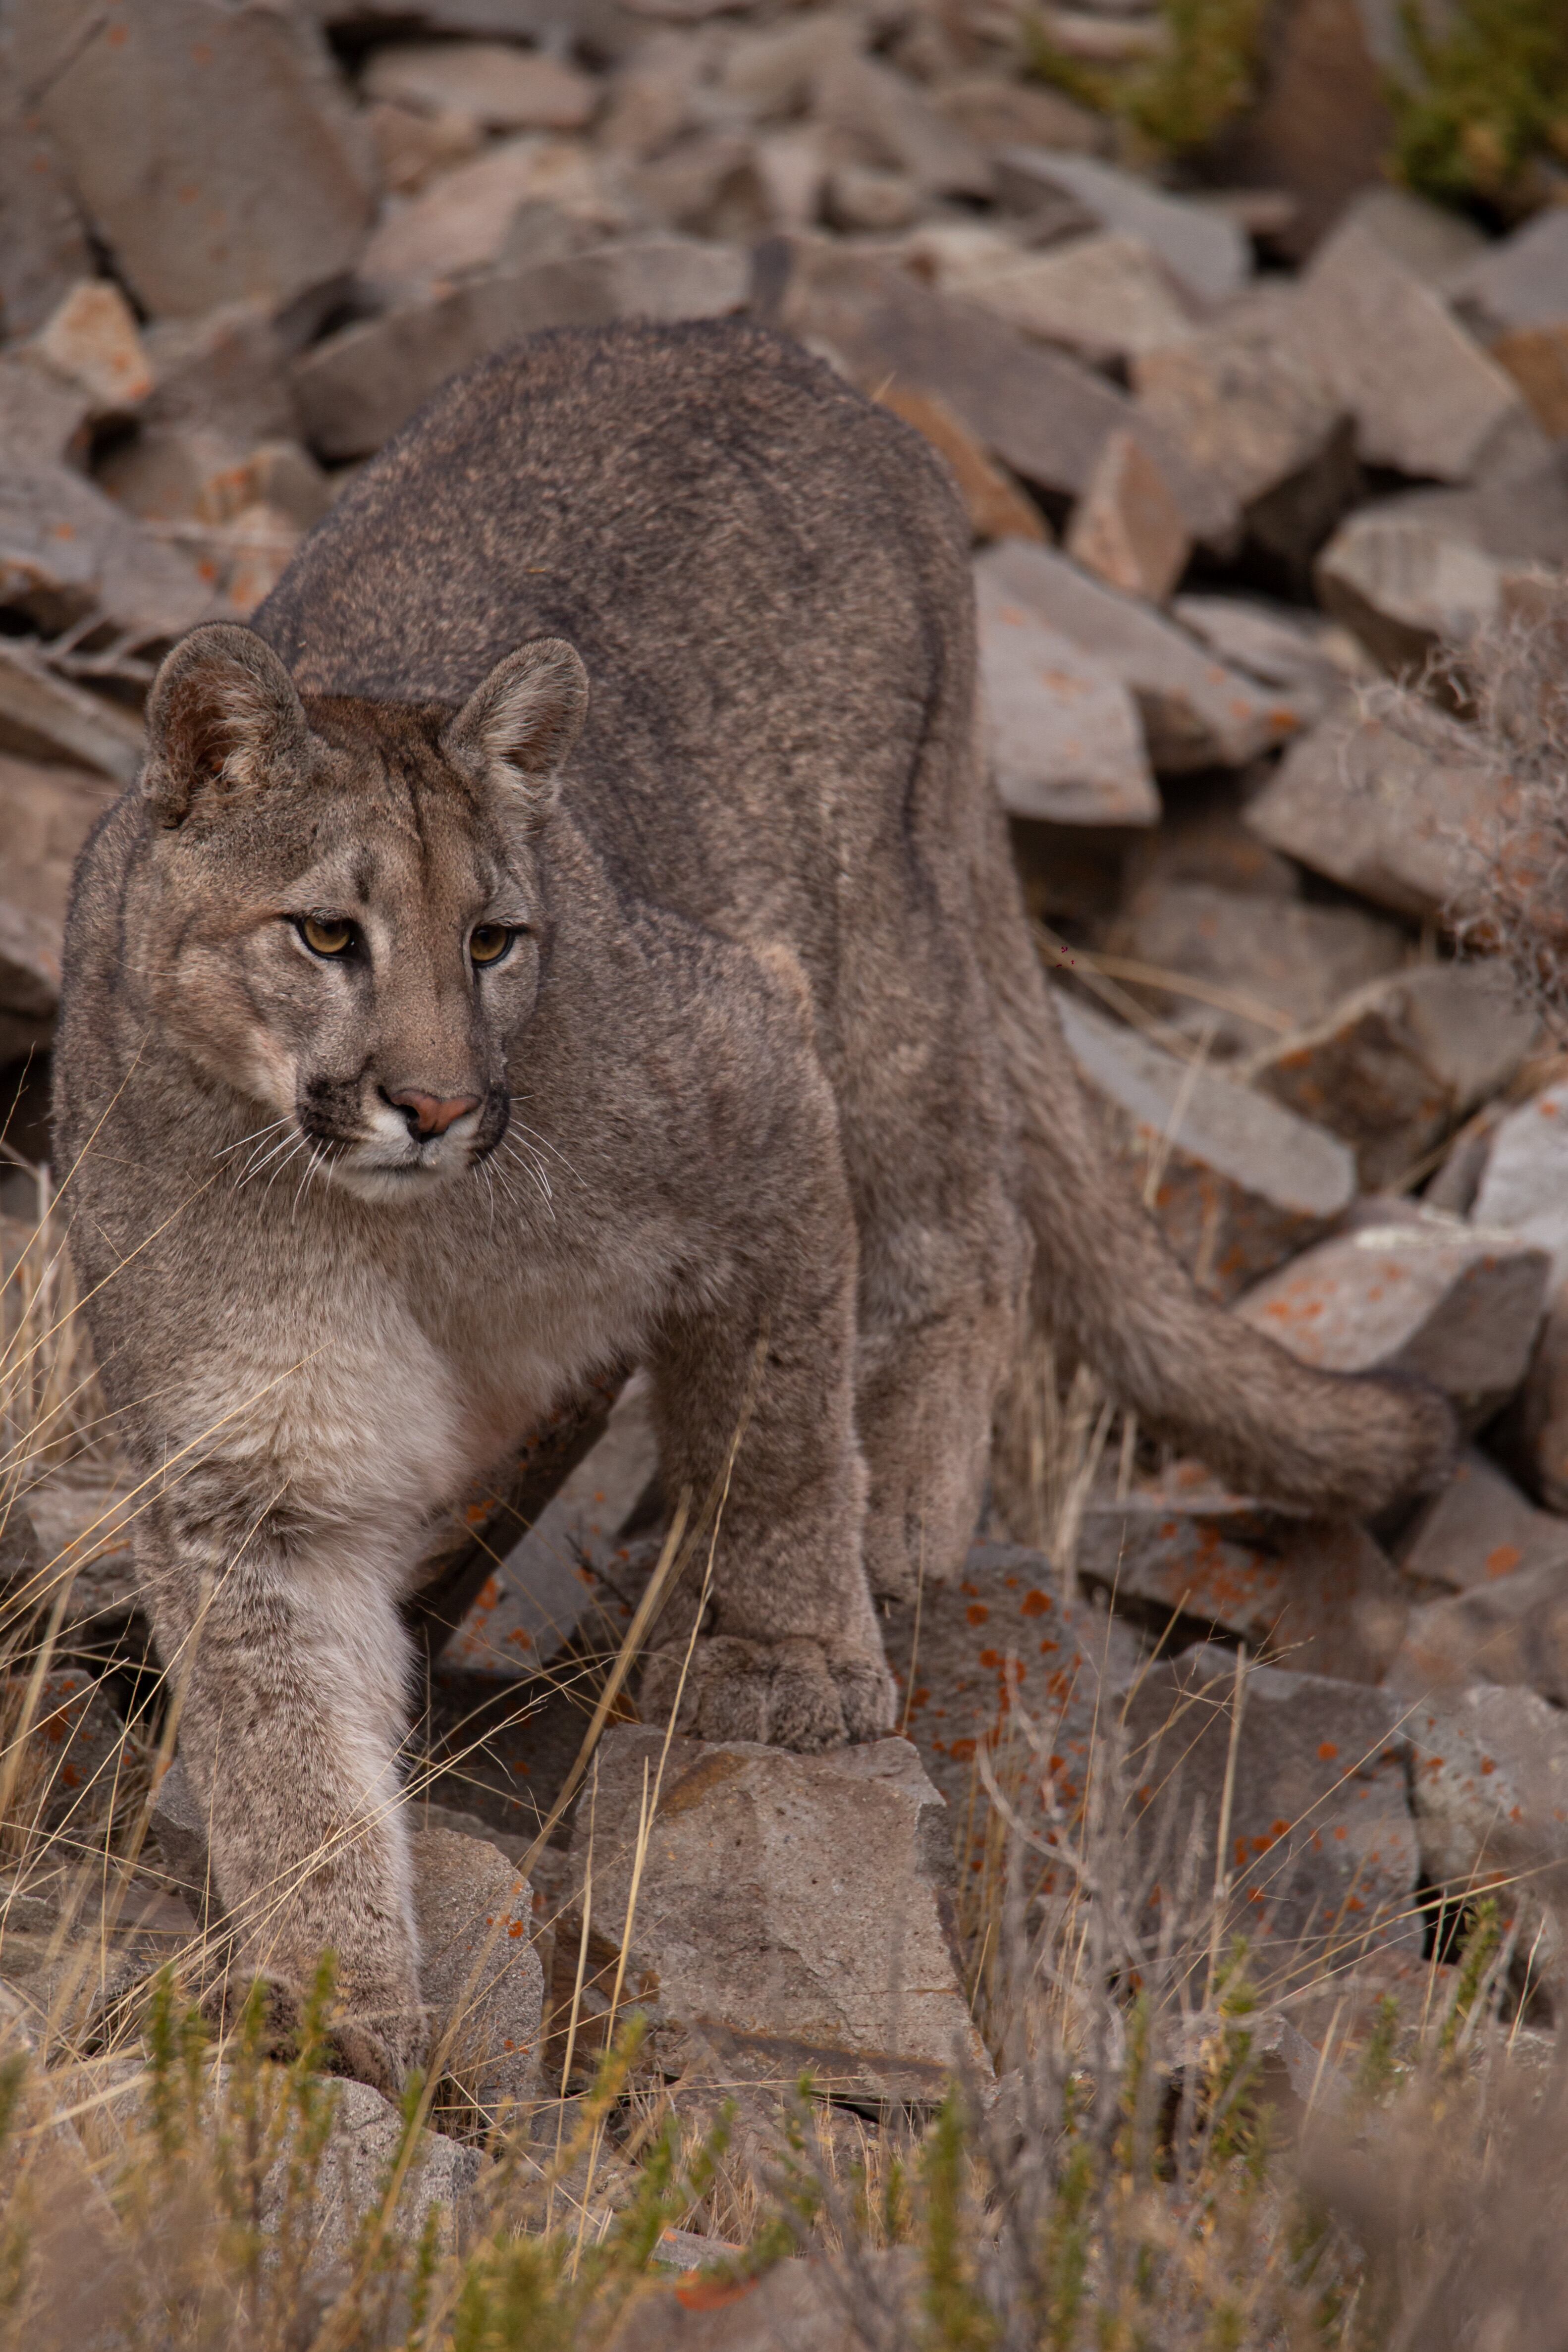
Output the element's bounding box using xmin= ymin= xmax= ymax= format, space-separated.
xmin=54 ymin=321 xmax=1452 ymax=2085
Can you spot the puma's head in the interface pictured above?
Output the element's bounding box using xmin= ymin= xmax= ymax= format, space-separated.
xmin=137 ymin=622 xmax=588 ymax=1204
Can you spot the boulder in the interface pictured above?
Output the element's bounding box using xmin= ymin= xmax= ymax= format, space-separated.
xmin=12 ymin=1667 xmax=128 ymax=1843
xmin=355 ymin=136 xmax=620 ymax=301
xmin=0 ymin=750 xmax=121 ymax=1051
xmin=1492 ymin=327 xmax=1568 ymax=440
xmin=975 ymin=539 xmax=1302 ymax=773
xmin=139 ymin=303 xmax=301 ymax=447
xmin=1387 ymin=1558 xmax=1568 ymax=1709
xmin=1286 ymin=216 xmax=1541 ymax=484
xmin=1059 ymin=992 xmax=1356 ymax=1299
xmin=1314 ymin=477 xmax=1568 ymax=675
xmin=925 ymin=229 xmax=1196 ymax=367
xmin=874 ymin=383 xmax=1048 ymax=546
xmin=0 ymin=460 xmax=214 ymax=641
xmin=295 ymin=237 xmax=747 ymax=459
xmin=1405 ymin=1681 xmax=1568 ymax=1975
xmin=812 ymin=53 xmax=991 ymax=200
xmin=410 ymin=1822 xmax=543 ymax=2117
xmin=1236 ymin=1200 xmax=1550 ymax=1425
xmin=1132 ymin=311 xmax=1356 ymax=567
xmin=1508 ymin=1289 xmax=1568 ymax=1515
xmin=1105 ymin=877 xmax=1405 ymax=1058
xmin=994 ymin=148 xmax=1249 ymax=306
xmin=561 ymin=1727 xmax=987 ymax=2102
xmin=1244 ymin=704 xmax=1495 ymax=924
xmin=1446 ymin=208 xmax=1568 ymax=347
xmin=1169 ymin=593 xmax=1352 ymax=718
xmin=27 ymin=282 xmax=153 ymax=421
xmin=880 ymin=1541 xmax=1144 ymax=1871
xmin=0 ymin=65 xmax=94 ymax=341
xmin=1341 ymin=185 xmax=1488 ymax=287
xmin=936 ymin=73 xmax=1105 ymax=158
xmin=17 ymin=0 xmax=378 ymax=323
xmin=1251 ymin=961 xmax=1536 ymax=1189
xmin=605 ymin=2252 xmax=918 ymax=2352
xmin=0 ymin=656 xmax=143 ymax=783
xmin=1122 ymin=1646 xmax=1421 ymax=1978
xmin=443 ymin=1373 xmax=657 ymax=1678
xmin=1397 ymin=1449 xmax=1568 ymax=1595
xmin=1470 ymin=1075 xmax=1568 ymax=1284
xmin=1077 ymin=1503 xmax=1408 ymax=1683
xmin=368 ymin=99 xmax=486 ymax=196
xmin=975 ymin=568 xmax=1159 ymax=827
xmin=761 ymin=238 xmax=1229 ymax=535
xmin=1065 ymin=427 xmax=1191 ymax=604
xmin=361 ymin=41 xmax=599 ymax=132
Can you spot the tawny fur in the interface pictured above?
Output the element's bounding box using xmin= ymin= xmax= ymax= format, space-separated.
xmin=54 ymin=321 xmax=1452 ymax=2086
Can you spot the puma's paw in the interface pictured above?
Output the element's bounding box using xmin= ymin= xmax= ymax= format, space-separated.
xmin=641 ymin=1634 xmax=896 ymax=1752
xmin=204 ymin=1974 xmax=430 ymax=2098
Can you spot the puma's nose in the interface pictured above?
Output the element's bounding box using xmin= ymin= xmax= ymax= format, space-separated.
xmin=387 ymin=1089 xmax=481 ymax=1138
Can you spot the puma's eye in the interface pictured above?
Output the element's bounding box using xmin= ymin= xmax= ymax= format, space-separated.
xmin=469 ymin=924 xmax=514 ymax=967
xmin=298 ymin=914 xmax=356 ymax=958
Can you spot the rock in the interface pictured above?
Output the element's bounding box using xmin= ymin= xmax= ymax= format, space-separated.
xmin=1341 ymin=185 xmax=1488 ymax=286
xmin=1446 ymin=208 xmax=1568 ymax=347
xmin=410 ymin=1822 xmax=543 ymax=2117
xmin=1078 ymin=1503 xmax=1409 ymax=1683
xmin=0 ymin=652 xmax=145 ymax=782
xmin=148 ymin=1754 xmax=217 ymax=1917
xmin=362 ymin=41 xmax=599 ymax=131
xmin=368 ymin=98 xmax=487 ymax=196
xmin=139 ymin=302 xmax=300 ymax=446
xmin=824 ymin=162 xmax=918 ymax=234
xmin=1509 ymin=1289 xmax=1568 ymax=1515
xmin=719 ymin=14 xmax=859 ymax=119
xmin=13 ymin=1668 xmax=128 ymax=1843
xmin=1106 ymin=877 xmax=1405 ymax=1058
xmin=813 ymin=53 xmax=992 ymax=200
xmin=0 ymin=459 xmax=215 ymax=641
xmin=994 ymin=149 xmax=1249 ymax=306
xmin=296 ymin=236 xmax=746 ymax=459
xmin=926 ymin=229 xmax=1196 ymax=368
xmin=443 ymin=1372 xmax=657 ymax=1677
xmin=605 ymin=2252 xmax=918 ymax=2352
xmin=1397 ymin=1448 xmax=1568 ymax=1595
xmin=99 ymin=426 xmax=322 ymax=532
xmin=1119 ymin=774 xmax=1303 ymax=903
xmin=1059 ymin=993 xmax=1356 ymax=1299
xmin=0 ymin=748 xmax=120 ymax=1048
xmin=562 ymin=1726 xmax=987 ymax=2102
xmin=1286 ymin=216 xmax=1541 ymax=484
xmin=306 ymin=2077 xmax=480 ymax=2256
xmin=1065 ymin=427 xmax=1191 ymax=603
xmin=1244 ymin=703 xmax=1495 ymax=924
xmin=1073 ymin=468 xmax=1194 ymax=632
xmin=0 ymin=62 xmax=94 ymax=341
xmin=27 ymin=281 xmax=152 ymax=420
xmin=1132 ymin=312 xmax=1355 ymax=568
xmin=1170 ymin=593 xmax=1353 ymax=717
xmin=762 ymin=239 xmax=1228 ymax=536
xmin=1387 ymin=1558 xmax=1568 ymax=1709
xmin=976 ymin=539 xmax=1302 ymax=773
xmin=356 ymin=136 xmax=616 ymax=300
xmin=1405 ymin=1682 xmax=1568 ymax=1971
xmin=1236 ymin=1200 xmax=1550 ymax=1424
xmin=1471 ymin=1076 xmax=1568 ymax=1283
xmin=936 ymin=73 xmax=1105 ymax=158
xmin=1492 ymin=326 xmax=1568 ymax=441
xmin=17 ymin=0 xmax=378 ymax=324
xmin=975 ymin=566 xmax=1159 ymax=827
xmin=1251 ymin=962 xmax=1536 ymax=1189
xmin=1123 ymin=1646 xmax=1421 ymax=1977
xmin=881 ymin=1541 xmax=1144 ymax=1870
xmin=874 ymin=383 xmax=1048 ymax=546
xmin=1314 ymin=483 xmax=1568 ymax=675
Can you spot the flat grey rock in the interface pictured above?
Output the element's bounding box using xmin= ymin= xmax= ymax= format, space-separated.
xmin=975 ymin=564 xmax=1158 ymax=826
xmin=994 ymin=147 xmax=1249 ymax=306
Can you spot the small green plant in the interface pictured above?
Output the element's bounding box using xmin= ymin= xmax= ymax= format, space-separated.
xmin=1024 ymin=0 xmax=1267 ymax=160
xmin=1390 ymin=0 xmax=1568 ymax=215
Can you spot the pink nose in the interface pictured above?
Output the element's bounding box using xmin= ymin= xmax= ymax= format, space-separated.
xmin=389 ymin=1090 xmax=480 ymax=1138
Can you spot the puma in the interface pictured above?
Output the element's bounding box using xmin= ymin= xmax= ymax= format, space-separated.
xmin=55 ymin=320 xmax=1452 ymax=2086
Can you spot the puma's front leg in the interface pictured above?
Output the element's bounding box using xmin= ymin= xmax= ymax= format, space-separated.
xmin=639 ymin=1093 xmax=895 ymax=1752
xmin=147 ymin=1492 xmax=424 ymax=2093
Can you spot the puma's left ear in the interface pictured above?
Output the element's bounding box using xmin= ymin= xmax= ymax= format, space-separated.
xmin=440 ymin=639 xmax=589 ymax=823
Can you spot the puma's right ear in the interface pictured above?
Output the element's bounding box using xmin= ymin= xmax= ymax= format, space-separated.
xmin=440 ymin=639 xmax=589 ymax=826
xmin=143 ymin=624 xmax=310 ymax=828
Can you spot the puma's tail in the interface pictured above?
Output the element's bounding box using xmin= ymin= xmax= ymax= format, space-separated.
xmin=974 ymin=812 xmax=1455 ymax=1517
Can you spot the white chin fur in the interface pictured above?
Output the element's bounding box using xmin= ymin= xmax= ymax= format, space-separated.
xmin=326 ymin=1150 xmax=469 ymax=1204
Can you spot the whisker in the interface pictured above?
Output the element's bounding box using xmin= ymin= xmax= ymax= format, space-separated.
xmin=507 ymin=1114 xmax=581 ymax=1185
xmin=233 ymin=1129 xmax=298 ymax=1191
xmin=213 ymin=1115 xmax=290 ymax=1163
xmin=261 ymin=1132 xmax=310 ymax=1203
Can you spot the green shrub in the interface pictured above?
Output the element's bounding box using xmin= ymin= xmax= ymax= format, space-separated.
xmin=1391 ymin=0 xmax=1568 ymax=215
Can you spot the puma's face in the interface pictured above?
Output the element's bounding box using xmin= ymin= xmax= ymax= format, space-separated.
xmin=138 ymin=625 xmax=589 ymax=1204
